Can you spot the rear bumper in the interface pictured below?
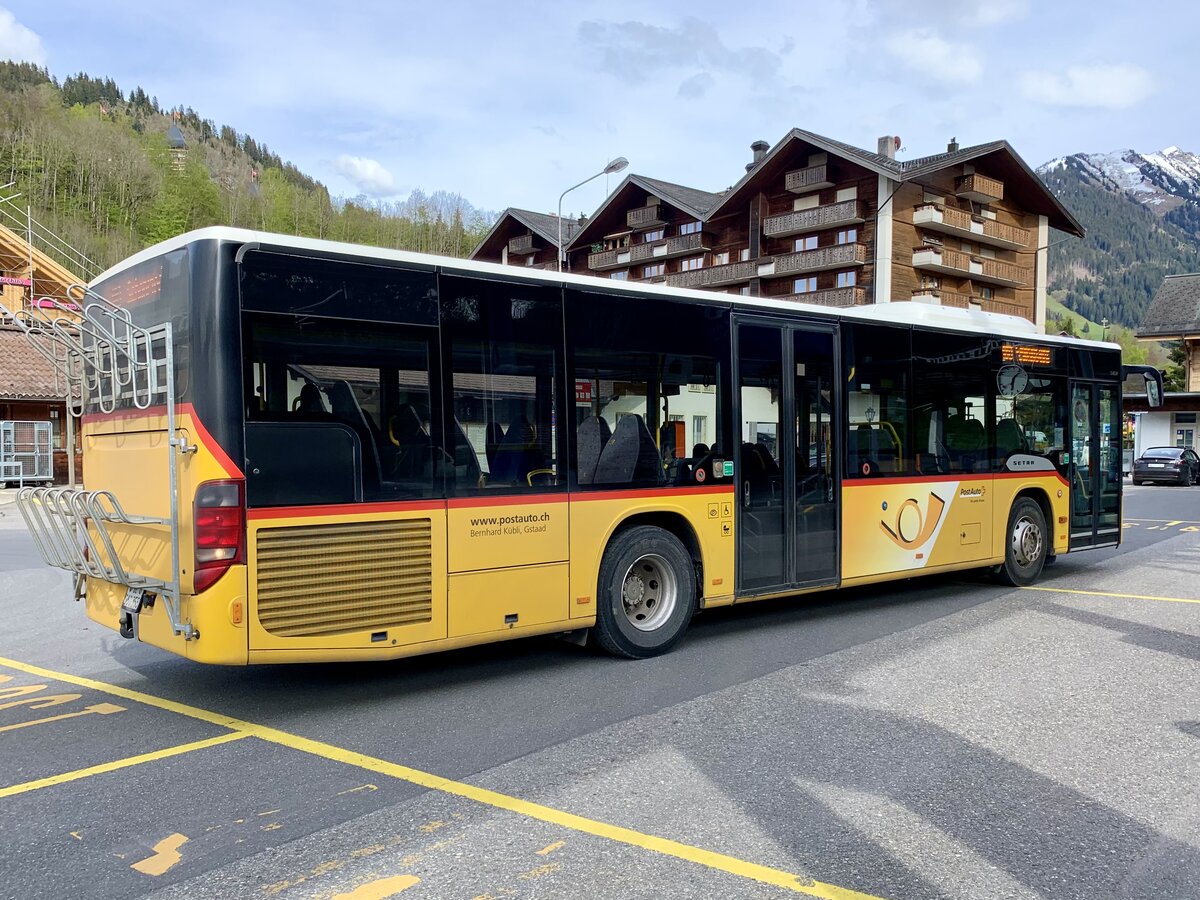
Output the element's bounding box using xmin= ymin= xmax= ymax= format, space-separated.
xmin=1132 ymin=469 xmax=1184 ymax=482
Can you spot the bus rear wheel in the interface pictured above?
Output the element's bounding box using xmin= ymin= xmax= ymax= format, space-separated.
xmin=594 ymin=525 xmax=697 ymax=659
xmin=996 ymin=497 xmax=1047 ymax=587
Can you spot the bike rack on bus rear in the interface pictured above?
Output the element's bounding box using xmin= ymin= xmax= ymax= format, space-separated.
xmin=0 ymin=285 xmax=195 ymax=640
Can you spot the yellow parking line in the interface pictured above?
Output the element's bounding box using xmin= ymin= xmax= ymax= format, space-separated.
xmin=0 ymin=656 xmax=882 ymax=900
xmin=1020 ymin=586 xmax=1200 ymax=605
xmin=0 ymin=732 xmax=250 ymax=799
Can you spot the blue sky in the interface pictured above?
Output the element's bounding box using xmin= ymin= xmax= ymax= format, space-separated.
xmin=1 ymin=1 xmax=1195 ymax=217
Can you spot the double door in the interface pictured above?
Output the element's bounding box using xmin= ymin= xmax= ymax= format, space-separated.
xmin=735 ymin=319 xmax=838 ymax=594
xmin=1069 ymin=382 xmax=1121 ymax=549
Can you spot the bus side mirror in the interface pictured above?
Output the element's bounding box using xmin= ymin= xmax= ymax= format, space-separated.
xmin=1122 ymin=365 xmax=1164 ymax=408
xmin=1146 ymin=374 xmax=1162 ymax=408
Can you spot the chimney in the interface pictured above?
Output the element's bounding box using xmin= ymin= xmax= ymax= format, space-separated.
xmin=947 ymin=136 xmax=959 ymax=153
xmin=877 ymin=135 xmax=899 ymax=160
xmin=745 ymin=140 xmax=769 ymax=172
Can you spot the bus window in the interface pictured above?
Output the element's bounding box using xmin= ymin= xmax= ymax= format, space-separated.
xmin=440 ymin=276 xmax=564 ymax=495
xmin=844 ymin=324 xmax=909 ymax=477
xmin=911 ymin=331 xmax=990 ymax=475
xmin=567 ymin=291 xmax=728 ymax=489
xmin=994 ymin=377 xmax=1066 ymax=468
xmin=243 ymin=313 xmax=438 ymax=506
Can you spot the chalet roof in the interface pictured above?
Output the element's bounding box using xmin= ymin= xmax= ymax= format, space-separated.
xmin=707 ymin=129 xmax=1083 ymax=236
xmin=0 ymin=222 xmax=87 ymax=302
xmin=565 ymin=174 xmax=721 ymax=250
xmin=0 ymin=327 xmax=62 ymax=401
xmin=1137 ymin=273 xmax=1200 ymax=339
xmin=469 ymin=208 xmax=578 ymax=261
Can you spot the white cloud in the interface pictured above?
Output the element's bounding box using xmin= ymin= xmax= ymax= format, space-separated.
xmin=334 ymin=155 xmax=397 ymax=197
xmin=1020 ymin=63 xmax=1153 ymax=109
xmin=883 ymin=29 xmax=982 ymax=83
xmin=0 ymin=9 xmax=47 ymax=65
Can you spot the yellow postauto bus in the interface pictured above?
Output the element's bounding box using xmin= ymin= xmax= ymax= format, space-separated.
xmin=8 ymin=228 xmax=1162 ymax=664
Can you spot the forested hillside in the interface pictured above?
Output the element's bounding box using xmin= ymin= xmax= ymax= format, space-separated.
xmin=0 ymin=62 xmax=492 ymax=276
xmin=1039 ymin=154 xmax=1200 ymax=329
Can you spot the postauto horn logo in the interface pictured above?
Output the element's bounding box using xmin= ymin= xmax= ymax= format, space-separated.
xmin=880 ymin=492 xmax=947 ymax=550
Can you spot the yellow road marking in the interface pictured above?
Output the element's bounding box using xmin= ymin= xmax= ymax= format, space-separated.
xmin=0 ymin=656 xmax=883 ymax=900
xmin=0 ymin=732 xmax=249 ymax=798
xmin=0 ymin=702 xmax=125 ymax=734
xmin=1020 ymin=586 xmax=1200 ymax=605
xmin=536 ymin=840 xmax=566 ymax=855
xmin=1124 ymin=517 xmax=1200 ymax=524
xmin=337 ymin=783 xmax=378 ymax=796
xmin=333 ymin=874 xmax=420 ymax=899
xmin=131 ymin=832 xmax=188 ymax=876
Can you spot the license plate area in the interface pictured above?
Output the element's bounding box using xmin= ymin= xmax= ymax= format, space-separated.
xmin=121 ymin=587 xmax=146 ymax=614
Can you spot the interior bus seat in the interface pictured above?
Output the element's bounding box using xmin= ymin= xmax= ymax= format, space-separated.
xmin=326 ymin=380 xmax=385 ymax=493
xmin=944 ymin=415 xmax=985 ymax=472
xmin=485 ymin=421 xmax=505 ymax=473
xmin=446 ymin=417 xmax=482 ymax=486
xmin=389 ymin=404 xmax=432 ymax=481
xmin=576 ymin=415 xmax=612 ymax=485
xmin=995 ymin=418 xmax=1027 ymax=460
xmin=489 ymin=416 xmax=542 ymax=484
xmin=594 ymin=414 xmax=662 ymax=484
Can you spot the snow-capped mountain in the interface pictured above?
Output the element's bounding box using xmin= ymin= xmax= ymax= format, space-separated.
xmin=1035 ymin=147 xmax=1200 ymax=329
xmin=1040 ymin=147 xmax=1200 ymax=214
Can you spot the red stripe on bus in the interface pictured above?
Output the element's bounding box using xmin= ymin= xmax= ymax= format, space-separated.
xmin=570 ymin=484 xmax=734 ymax=502
xmin=446 ymin=493 xmax=569 ymax=509
xmin=184 ymin=404 xmax=244 ymax=479
xmin=248 ymin=499 xmax=446 ymax=520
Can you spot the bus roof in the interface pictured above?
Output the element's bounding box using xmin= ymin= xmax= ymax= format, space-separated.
xmin=92 ymin=226 xmax=1119 ymax=351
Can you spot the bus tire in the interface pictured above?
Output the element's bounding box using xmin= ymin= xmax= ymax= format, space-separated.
xmin=594 ymin=525 xmax=697 ymax=659
xmin=996 ymin=497 xmax=1047 ymax=587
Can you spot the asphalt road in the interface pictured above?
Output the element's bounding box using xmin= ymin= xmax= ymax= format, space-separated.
xmin=0 ymin=482 xmax=1197 ymax=900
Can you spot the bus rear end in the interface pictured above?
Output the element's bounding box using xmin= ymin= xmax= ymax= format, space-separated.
xmin=13 ymin=236 xmax=251 ymax=664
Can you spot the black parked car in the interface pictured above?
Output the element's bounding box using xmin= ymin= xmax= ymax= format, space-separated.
xmin=1132 ymin=446 xmax=1200 ymax=486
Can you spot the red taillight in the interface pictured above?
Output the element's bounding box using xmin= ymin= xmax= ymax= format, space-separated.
xmin=193 ymin=480 xmax=244 ymax=594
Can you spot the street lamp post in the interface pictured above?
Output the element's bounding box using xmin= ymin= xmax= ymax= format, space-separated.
xmin=557 ymin=157 xmax=629 ymax=272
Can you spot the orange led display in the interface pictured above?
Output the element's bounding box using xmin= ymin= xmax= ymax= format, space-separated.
xmin=1001 ymin=344 xmax=1053 ymax=366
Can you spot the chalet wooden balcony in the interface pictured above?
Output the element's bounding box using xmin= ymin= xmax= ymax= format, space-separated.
xmin=763 ymin=200 xmax=865 ymax=239
xmin=764 ymin=242 xmax=868 ymax=278
xmin=912 ymin=289 xmax=1026 ymax=318
xmin=588 ymin=231 xmax=707 ymax=271
xmin=627 ymin=204 xmax=666 ymax=230
xmin=954 ymin=173 xmax=1004 ymax=203
xmin=785 ymin=164 xmax=833 ymax=194
xmin=912 ymin=204 xmax=1028 ymax=250
xmin=911 ymin=245 xmax=1025 ymax=287
xmin=507 ymin=234 xmax=536 ymax=255
xmin=665 ymin=259 xmax=758 ymax=289
xmin=779 ymin=287 xmax=868 ymax=308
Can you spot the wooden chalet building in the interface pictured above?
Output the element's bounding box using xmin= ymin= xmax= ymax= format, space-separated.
xmin=473 ymin=129 xmax=1083 ymax=329
xmin=470 ymin=208 xmax=580 ymax=271
xmin=1129 ymin=273 xmax=1200 ymax=456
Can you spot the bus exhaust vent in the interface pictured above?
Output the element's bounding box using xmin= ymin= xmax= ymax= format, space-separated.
xmin=255 ymin=519 xmax=433 ymax=638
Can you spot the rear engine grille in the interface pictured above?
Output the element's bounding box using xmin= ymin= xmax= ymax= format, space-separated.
xmin=256 ymin=519 xmax=432 ymax=637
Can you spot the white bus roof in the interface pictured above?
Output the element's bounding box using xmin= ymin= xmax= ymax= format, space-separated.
xmin=92 ymin=226 xmax=1119 ymax=351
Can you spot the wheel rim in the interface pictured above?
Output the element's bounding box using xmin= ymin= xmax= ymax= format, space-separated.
xmin=1011 ymin=514 xmax=1044 ymax=569
xmin=620 ymin=553 xmax=678 ymax=632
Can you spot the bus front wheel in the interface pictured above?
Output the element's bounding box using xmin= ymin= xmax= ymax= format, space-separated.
xmin=594 ymin=525 xmax=697 ymax=659
xmin=996 ymin=497 xmax=1047 ymax=587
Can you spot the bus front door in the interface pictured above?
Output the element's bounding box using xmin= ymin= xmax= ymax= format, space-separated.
xmin=735 ymin=320 xmax=839 ymax=595
xmin=1069 ymin=382 xmax=1121 ymax=549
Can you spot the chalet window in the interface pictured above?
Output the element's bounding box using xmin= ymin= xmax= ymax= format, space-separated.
xmin=679 ymin=256 xmax=704 ymax=271
xmin=678 ymin=221 xmax=702 ymax=236
xmin=921 ymin=275 xmax=940 ymax=289
xmin=610 ymin=270 xmax=629 ymax=281
xmin=643 ymin=229 xmax=665 ymax=243
xmin=740 ymin=248 xmax=752 ymax=261
xmin=980 ymin=286 xmax=995 ymax=300
xmin=836 ymin=228 xmax=857 ymax=245
xmin=979 ymin=246 xmax=996 ymax=259
xmin=836 ymin=186 xmax=857 ymax=202
xmin=794 ymin=235 xmax=818 ymax=252
xmin=524 ymin=256 xmax=535 ymax=266
xmin=794 ymin=277 xmax=817 ymax=294
xmin=836 ymin=271 xmax=857 ymax=288
xmin=793 ymin=194 xmax=819 ymax=212
xmin=643 ymin=263 xmax=665 ymax=278
xmin=713 ymin=251 xmax=730 ymax=266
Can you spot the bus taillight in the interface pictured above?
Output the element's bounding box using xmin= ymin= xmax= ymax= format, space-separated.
xmin=194 ymin=480 xmax=245 ymax=594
